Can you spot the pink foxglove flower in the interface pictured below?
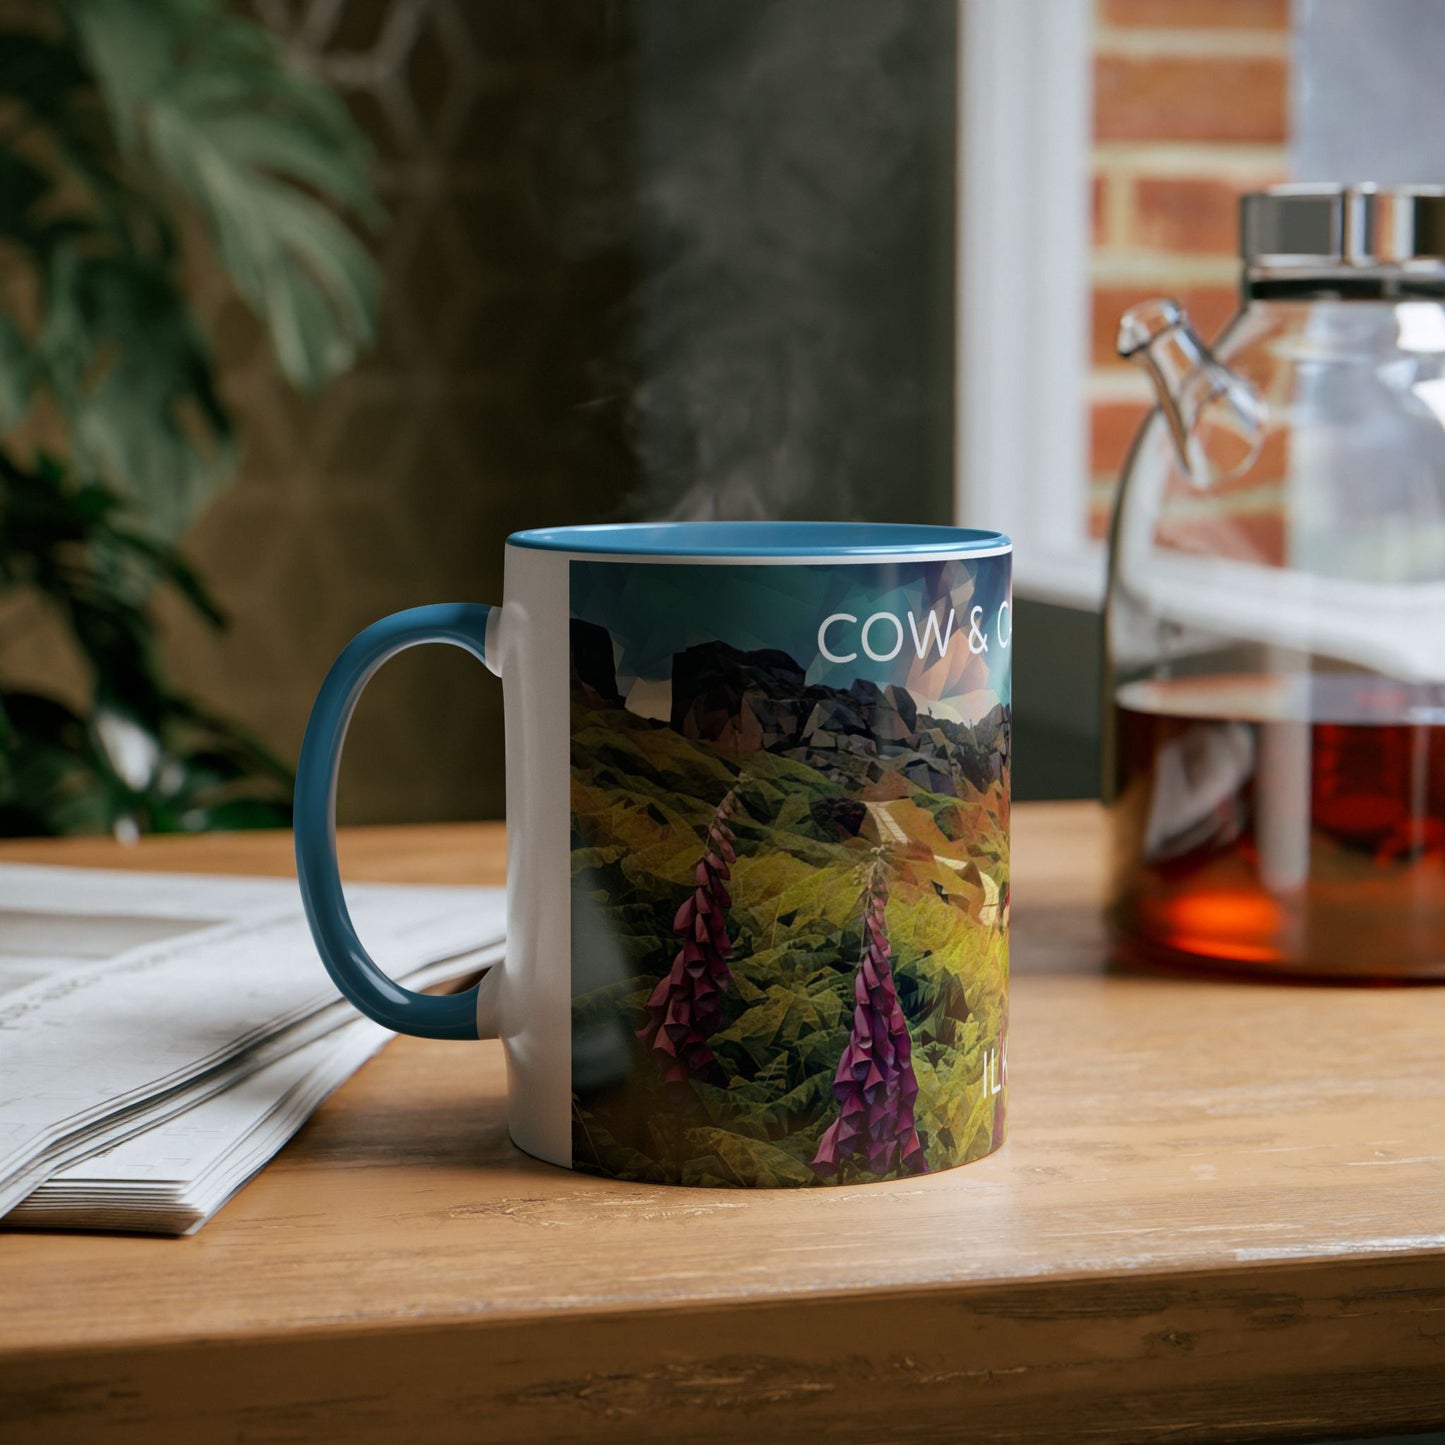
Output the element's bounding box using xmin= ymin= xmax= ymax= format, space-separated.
xmin=638 ymin=781 xmax=743 ymax=1083
xmin=813 ymin=860 xmax=928 ymax=1178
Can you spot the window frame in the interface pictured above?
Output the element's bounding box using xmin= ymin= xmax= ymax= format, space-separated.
xmin=955 ymin=0 xmax=1105 ymax=610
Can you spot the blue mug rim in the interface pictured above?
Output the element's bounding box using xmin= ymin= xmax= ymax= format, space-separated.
xmin=506 ymin=521 xmax=1011 ymax=558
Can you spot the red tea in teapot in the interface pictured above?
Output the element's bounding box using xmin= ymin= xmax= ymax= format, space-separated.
xmin=1110 ymin=673 xmax=1445 ymax=979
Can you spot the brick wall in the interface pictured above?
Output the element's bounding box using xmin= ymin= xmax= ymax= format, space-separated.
xmin=1088 ymin=0 xmax=1290 ymax=538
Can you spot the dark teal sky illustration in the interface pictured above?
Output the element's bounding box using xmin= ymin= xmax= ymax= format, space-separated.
xmin=571 ymin=557 xmax=1010 ymax=724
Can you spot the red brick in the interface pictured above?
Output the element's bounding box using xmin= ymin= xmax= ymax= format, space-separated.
xmin=1134 ymin=176 xmax=1260 ymax=255
xmin=1092 ymin=175 xmax=1108 ymax=246
xmin=1095 ymin=55 xmax=1287 ymax=143
xmin=1101 ymin=0 xmax=1289 ymax=28
xmin=1091 ymin=283 xmax=1240 ymax=369
xmin=1208 ymin=428 xmax=1289 ymax=494
xmin=1249 ymin=426 xmax=1287 ymax=484
xmin=1090 ymin=400 xmax=1152 ymax=478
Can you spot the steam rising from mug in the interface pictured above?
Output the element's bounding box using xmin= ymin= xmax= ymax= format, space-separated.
xmin=554 ymin=1 xmax=954 ymax=520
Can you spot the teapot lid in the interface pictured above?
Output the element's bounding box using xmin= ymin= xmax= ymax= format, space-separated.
xmin=1241 ymin=184 xmax=1445 ymax=272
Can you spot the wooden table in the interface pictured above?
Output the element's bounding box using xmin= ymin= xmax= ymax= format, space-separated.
xmin=2 ymin=804 xmax=1443 ymax=1444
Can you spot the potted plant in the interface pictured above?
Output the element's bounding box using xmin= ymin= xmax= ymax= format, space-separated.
xmin=0 ymin=0 xmax=379 ymax=835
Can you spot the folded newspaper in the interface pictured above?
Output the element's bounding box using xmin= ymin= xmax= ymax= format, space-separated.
xmin=0 ymin=864 xmax=504 ymax=1235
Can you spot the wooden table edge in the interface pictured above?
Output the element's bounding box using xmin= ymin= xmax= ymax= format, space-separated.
xmin=5 ymin=1250 xmax=1445 ymax=1443
xmin=5 ymin=1236 xmax=1445 ymax=1364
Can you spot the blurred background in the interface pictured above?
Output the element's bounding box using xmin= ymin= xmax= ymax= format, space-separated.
xmin=0 ymin=0 xmax=1428 ymax=833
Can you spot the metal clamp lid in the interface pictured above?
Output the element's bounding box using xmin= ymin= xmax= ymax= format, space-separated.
xmin=1241 ymin=184 xmax=1445 ymax=270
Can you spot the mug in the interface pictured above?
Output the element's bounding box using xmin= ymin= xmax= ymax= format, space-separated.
xmin=295 ymin=522 xmax=1012 ymax=1187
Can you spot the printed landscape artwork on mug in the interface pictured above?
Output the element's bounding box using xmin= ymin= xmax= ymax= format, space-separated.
xmin=568 ymin=556 xmax=1011 ymax=1186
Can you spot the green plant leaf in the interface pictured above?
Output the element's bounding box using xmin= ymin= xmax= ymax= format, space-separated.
xmin=38 ymin=248 xmax=234 ymax=536
xmin=0 ymin=453 xmax=295 ymax=836
xmin=0 ymin=690 xmax=112 ymax=836
xmin=0 ymin=33 xmax=89 ymax=117
xmin=64 ymin=0 xmax=382 ymax=392
xmin=0 ymin=148 xmax=51 ymax=246
xmin=0 ymin=28 xmax=161 ymax=257
xmin=0 ymin=316 xmax=32 ymax=427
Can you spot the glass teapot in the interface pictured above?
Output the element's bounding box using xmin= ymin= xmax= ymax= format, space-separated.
xmin=1105 ymin=184 xmax=1445 ymax=980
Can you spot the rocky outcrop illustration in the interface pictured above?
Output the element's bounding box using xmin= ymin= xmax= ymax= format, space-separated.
xmin=812 ymin=859 xmax=928 ymax=1179
xmin=570 ymin=618 xmax=622 ymax=705
xmin=671 ymin=642 xmax=815 ymax=753
xmin=637 ymin=780 xmax=744 ymax=1083
xmin=669 ymin=638 xmax=1007 ymax=798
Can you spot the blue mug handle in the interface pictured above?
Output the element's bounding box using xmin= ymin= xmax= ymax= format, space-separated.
xmin=294 ymin=603 xmax=495 ymax=1041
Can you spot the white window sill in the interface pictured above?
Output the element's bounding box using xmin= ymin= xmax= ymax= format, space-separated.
xmin=1011 ymin=542 xmax=1107 ymax=612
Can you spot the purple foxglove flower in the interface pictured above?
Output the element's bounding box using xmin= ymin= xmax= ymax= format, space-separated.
xmin=638 ymin=781 xmax=743 ymax=1083
xmin=813 ymin=861 xmax=928 ymax=1179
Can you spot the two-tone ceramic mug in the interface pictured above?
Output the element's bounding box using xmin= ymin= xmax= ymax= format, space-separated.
xmin=295 ymin=522 xmax=1012 ymax=1186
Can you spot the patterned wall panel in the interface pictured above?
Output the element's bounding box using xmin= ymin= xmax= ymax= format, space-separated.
xmin=160 ymin=0 xmax=636 ymax=824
